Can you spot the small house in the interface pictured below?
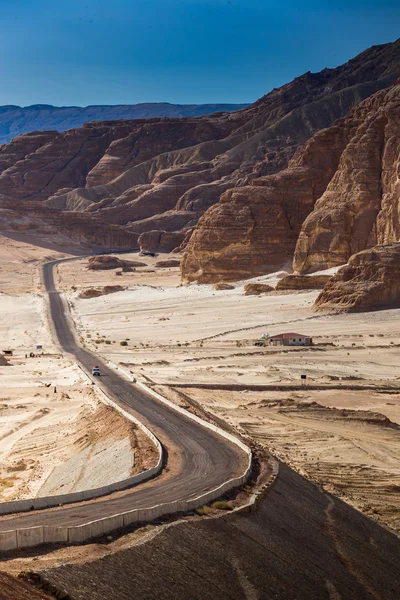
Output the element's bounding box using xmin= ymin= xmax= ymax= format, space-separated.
xmin=269 ymin=333 xmax=312 ymax=347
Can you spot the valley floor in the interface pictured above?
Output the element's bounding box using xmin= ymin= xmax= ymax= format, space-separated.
xmin=59 ymin=252 xmax=400 ymax=533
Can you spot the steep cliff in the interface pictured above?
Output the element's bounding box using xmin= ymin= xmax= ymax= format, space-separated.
xmin=314 ymin=244 xmax=400 ymax=312
xmin=181 ymin=114 xmax=356 ymax=282
xmin=183 ymin=62 xmax=400 ymax=281
xmin=294 ymin=81 xmax=400 ymax=273
xmin=181 ymin=42 xmax=400 ymax=281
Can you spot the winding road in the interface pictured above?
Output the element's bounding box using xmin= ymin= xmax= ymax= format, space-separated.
xmin=0 ymin=259 xmax=246 ymax=531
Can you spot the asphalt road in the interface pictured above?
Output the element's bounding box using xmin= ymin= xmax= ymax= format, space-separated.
xmin=0 ymin=259 xmax=245 ymax=531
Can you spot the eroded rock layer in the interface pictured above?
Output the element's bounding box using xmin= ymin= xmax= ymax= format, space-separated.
xmin=183 ymin=72 xmax=400 ymax=282
xmin=294 ymin=82 xmax=400 ymax=273
xmin=314 ymin=244 xmax=400 ymax=312
xmin=276 ymin=275 xmax=332 ymax=290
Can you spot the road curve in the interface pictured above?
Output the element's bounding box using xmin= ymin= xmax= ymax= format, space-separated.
xmin=0 ymin=259 xmax=246 ymax=531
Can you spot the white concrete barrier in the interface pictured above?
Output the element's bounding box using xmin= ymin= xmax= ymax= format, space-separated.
xmin=17 ymin=527 xmax=44 ymax=549
xmin=0 ymin=529 xmax=17 ymax=551
xmin=43 ymin=526 xmax=69 ymax=544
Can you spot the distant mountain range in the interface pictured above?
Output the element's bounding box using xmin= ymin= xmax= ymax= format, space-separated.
xmin=0 ymin=103 xmax=249 ymax=143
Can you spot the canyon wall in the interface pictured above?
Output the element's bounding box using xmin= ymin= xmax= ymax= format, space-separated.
xmin=182 ymin=76 xmax=400 ymax=282
xmin=294 ymin=82 xmax=400 ymax=273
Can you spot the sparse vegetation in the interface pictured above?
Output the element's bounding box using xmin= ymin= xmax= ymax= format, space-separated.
xmin=195 ymin=505 xmax=214 ymax=516
xmin=211 ymin=500 xmax=233 ymax=511
xmin=120 ymin=340 xmax=128 ymax=346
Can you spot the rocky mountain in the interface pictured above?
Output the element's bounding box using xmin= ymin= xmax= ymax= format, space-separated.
xmin=182 ymin=41 xmax=400 ymax=282
xmin=0 ymin=39 xmax=399 ymax=272
xmin=293 ymin=81 xmax=400 ymax=274
xmin=314 ymin=244 xmax=400 ymax=312
xmin=0 ymin=103 xmax=248 ymax=143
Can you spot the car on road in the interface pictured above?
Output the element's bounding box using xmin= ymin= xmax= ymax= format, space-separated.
xmin=92 ymin=366 xmax=101 ymax=376
xmin=254 ymin=334 xmax=270 ymax=347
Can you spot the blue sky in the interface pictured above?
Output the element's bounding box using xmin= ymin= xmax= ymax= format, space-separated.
xmin=0 ymin=0 xmax=399 ymax=106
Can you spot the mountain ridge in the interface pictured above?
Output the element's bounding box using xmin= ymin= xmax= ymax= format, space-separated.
xmin=0 ymin=102 xmax=249 ymax=144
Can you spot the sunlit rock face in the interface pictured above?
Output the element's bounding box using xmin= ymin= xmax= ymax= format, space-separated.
xmin=314 ymin=244 xmax=400 ymax=312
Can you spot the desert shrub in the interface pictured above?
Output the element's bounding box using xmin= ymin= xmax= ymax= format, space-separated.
xmin=195 ymin=505 xmax=213 ymax=516
xmin=211 ymin=501 xmax=233 ymax=511
xmin=120 ymin=340 xmax=128 ymax=346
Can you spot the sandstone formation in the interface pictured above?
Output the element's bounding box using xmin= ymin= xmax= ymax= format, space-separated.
xmin=183 ymin=73 xmax=400 ymax=281
xmin=243 ymin=283 xmax=274 ymax=295
xmin=213 ymin=283 xmax=235 ymax=290
xmin=155 ymin=259 xmax=181 ymax=268
xmin=294 ymin=81 xmax=400 ymax=273
xmin=87 ymin=256 xmax=146 ymax=270
xmin=79 ymin=285 xmax=125 ymax=299
xmin=314 ymin=244 xmax=400 ymax=312
xmin=181 ymin=41 xmax=400 ymax=282
xmin=0 ymin=39 xmax=399 ymax=266
xmin=276 ymin=274 xmax=332 ymax=290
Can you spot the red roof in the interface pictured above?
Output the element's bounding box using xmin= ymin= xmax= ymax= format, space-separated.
xmin=270 ymin=333 xmax=312 ymax=340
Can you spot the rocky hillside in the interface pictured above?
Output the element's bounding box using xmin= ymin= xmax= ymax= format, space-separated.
xmin=0 ymin=102 xmax=248 ymax=143
xmin=293 ymin=82 xmax=400 ymax=274
xmin=314 ymin=244 xmax=400 ymax=312
xmin=183 ymin=47 xmax=400 ymax=282
xmin=0 ymin=39 xmax=399 ymax=266
xmin=31 ymin=466 xmax=400 ymax=600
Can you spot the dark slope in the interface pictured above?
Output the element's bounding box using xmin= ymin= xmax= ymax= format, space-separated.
xmin=37 ymin=465 xmax=400 ymax=600
xmin=0 ymin=572 xmax=51 ymax=600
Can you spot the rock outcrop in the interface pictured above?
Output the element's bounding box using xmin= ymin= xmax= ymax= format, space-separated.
xmin=79 ymin=285 xmax=125 ymax=299
xmin=87 ymin=256 xmax=146 ymax=270
xmin=314 ymin=244 xmax=400 ymax=312
xmin=183 ymin=73 xmax=400 ymax=281
xmin=181 ymin=41 xmax=400 ymax=281
xmin=276 ymin=274 xmax=332 ymax=290
xmin=294 ymin=81 xmax=400 ymax=273
xmin=243 ymin=283 xmax=274 ymax=295
xmin=155 ymin=259 xmax=181 ymax=268
xmin=213 ymin=282 xmax=235 ymax=290
xmin=181 ymin=119 xmax=355 ymax=282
